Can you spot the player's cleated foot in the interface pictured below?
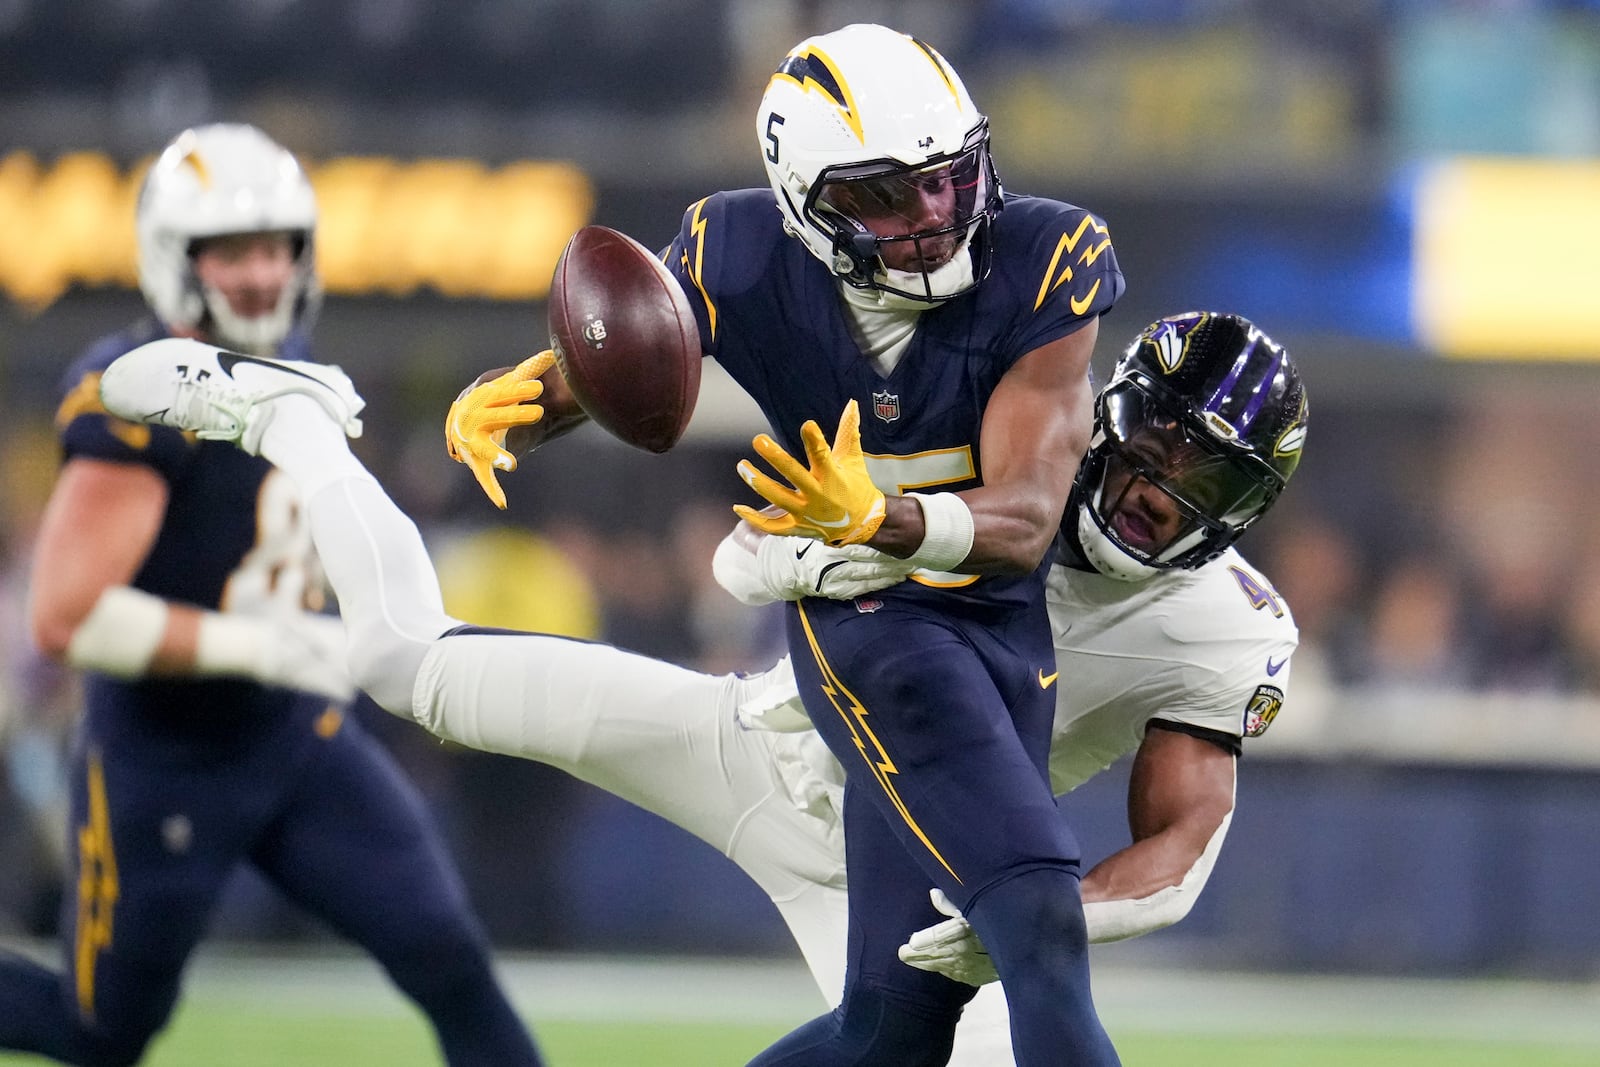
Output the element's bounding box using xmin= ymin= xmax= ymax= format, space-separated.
xmin=99 ymin=337 xmax=365 ymax=454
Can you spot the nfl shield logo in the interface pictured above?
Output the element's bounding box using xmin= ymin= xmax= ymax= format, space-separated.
xmin=872 ymin=390 xmax=900 ymax=423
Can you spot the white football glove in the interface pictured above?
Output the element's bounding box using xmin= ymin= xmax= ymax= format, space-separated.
xmin=712 ymin=524 xmax=918 ymax=607
xmin=258 ymin=611 xmax=356 ymax=702
xmin=897 ymin=889 xmax=998 ymax=987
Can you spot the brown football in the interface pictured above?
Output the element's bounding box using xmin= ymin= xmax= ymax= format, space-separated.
xmin=547 ymin=225 xmax=702 ymax=453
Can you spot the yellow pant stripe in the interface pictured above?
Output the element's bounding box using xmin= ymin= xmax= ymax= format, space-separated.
xmin=797 ymin=603 xmax=961 ymax=884
xmin=74 ymin=749 xmax=119 ymax=1022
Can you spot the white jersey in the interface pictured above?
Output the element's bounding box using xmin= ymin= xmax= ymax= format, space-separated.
xmin=1045 ymin=545 xmax=1298 ymax=794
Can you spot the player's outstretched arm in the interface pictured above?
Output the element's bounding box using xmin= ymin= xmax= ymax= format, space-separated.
xmin=952 ymin=323 xmax=1100 ymax=573
xmin=735 ymin=325 xmax=1100 ymax=575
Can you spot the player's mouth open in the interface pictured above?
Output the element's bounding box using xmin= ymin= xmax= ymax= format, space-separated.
xmin=1110 ymin=507 xmax=1161 ymax=553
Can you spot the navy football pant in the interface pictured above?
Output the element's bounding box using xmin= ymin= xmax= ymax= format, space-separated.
xmin=0 ymin=705 xmax=540 ymax=1067
xmin=749 ymin=596 xmax=1119 ymax=1067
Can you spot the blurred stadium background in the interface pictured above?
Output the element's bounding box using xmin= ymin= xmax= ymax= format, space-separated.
xmin=3 ymin=0 xmax=1600 ymax=1062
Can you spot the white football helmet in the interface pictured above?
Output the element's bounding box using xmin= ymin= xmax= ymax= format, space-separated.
xmin=756 ymin=24 xmax=1001 ymax=304
xmin=137 ymin=123 xmax=320 ymax=354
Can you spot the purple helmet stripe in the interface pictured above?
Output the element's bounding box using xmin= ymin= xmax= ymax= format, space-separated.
xmin=1236 ymin=345 xmax=1282 ymax=434
xmin=1204 ymin=336 xmax=1256 ymax=417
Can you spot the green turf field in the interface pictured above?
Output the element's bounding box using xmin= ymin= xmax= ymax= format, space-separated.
xmin=4 ymin=1004 xmax=1596 ymax=1066
xmin=2 ymin=950 xmax=1597 ymax=1066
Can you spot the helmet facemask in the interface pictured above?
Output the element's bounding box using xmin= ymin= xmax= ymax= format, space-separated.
xmin=1075 ymin=377 xmax=1286 ymax=580
xmin=190 ymin=231 xmax=320 ymax=355
xmin=804 ymin=121 xmax=1000 ymax=303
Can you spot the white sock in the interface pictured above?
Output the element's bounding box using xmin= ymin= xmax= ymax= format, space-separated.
xmin=303 ymin=475 xmax=459 ymax=716
xmin=251 ymin=392 xmax=459 ymax=716
xmin=256 ymin=394 xmax=370 ymax=499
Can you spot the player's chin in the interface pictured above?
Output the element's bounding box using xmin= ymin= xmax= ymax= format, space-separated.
xmin=897 ymin=248 xmax=957 ymax=274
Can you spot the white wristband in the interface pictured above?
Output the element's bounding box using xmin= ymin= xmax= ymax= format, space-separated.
xmin=904 ymin=492 xmax=975 ymax=572
xmin=194 ymin=611 xmax=270 ymax=677
xmin=65 ymin=586 xmax=168 ymax=678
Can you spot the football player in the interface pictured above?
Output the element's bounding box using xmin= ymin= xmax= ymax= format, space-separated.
xmin=665 ymin=25 xmax=1126 ymax=1066
xmin=95 ymin=307 xmax=1304 ymax=1065
xmin=5 ymin=125 xmax=544 ymax=1066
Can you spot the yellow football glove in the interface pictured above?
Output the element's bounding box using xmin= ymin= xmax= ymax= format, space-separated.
xmin=445 ymin=350 xmax=555 ymax=509
xmin=734 ymin=399 xmax=887 ymax=547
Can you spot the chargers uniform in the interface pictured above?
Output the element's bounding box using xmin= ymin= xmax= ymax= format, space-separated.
xmin=665 ymin=186 xmax=1124 ymax=1040
xmin=0 ymin=321 xmax=539 ymax=1067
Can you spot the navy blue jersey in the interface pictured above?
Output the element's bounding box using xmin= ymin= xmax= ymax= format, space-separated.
xmin=667 ymin=188 xmax=1123 ymax=611
xmin=54 ymin=319 xmax=327 ymax=751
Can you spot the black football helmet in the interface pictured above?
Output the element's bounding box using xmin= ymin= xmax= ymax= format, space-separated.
xmin=1070 ymin=311 xmax=1308 ymax=580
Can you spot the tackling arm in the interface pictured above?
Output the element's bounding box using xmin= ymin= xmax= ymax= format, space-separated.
xmin=899 ymin=722 xmax=1236 ymax=981
xmin=1079 ymin=724 xmax=1237 ymax=940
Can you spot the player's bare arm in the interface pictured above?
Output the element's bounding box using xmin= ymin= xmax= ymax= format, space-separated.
xmin=508 ymin=357 xmax=589 ymax=452
xmin=737 ymin=322 xmax=1101 ymax=572
xmin=28 ymin=458 xmax=193 ymax=668
xmin=1081 ymin=725 xmax=1236 ymax=905
xmin=881 ymin=321 xmax=1100 ymax=572
xmin=32 ymin=455 xmax=348 ymax=699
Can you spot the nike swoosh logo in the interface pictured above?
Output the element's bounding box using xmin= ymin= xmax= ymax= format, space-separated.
xmin=1038 ymin=669 xmax=1059 ymax=690
xmin=795 ymin=542 xmax=814 ymax=560
xmin=217 ymin=350 xmax=323 ymax=385
xmin=1266 ymin=656 xmax=1287 ymax=676
xmin=810 ymin=512 xmax=853 ymax=529
xmin=814 ymin=559 xmax=847 ymax=594
xmin=1069 ymin=278 xmax=1102 ymax=316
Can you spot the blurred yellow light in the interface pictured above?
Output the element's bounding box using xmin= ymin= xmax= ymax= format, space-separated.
xmin=1414 ymin=158 xmax=1600 ymax=360
xmin=0 ymin=149 xmax=595 ymax=309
